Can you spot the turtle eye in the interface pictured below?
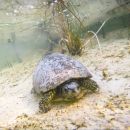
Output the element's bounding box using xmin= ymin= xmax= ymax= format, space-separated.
xmin=64 ymin=87 xmax=68 ymax=92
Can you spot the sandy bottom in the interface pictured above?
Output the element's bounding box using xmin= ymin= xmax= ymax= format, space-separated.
xmin=0 ymin=39 xmax=130 ymax=130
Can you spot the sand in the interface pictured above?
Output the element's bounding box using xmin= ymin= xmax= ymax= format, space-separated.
xmin=0 ymin=39 xmax=130 ymax=130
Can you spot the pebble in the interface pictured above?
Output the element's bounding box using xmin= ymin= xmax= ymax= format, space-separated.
xmin=71 ymin=117 xmax=86 ymax=127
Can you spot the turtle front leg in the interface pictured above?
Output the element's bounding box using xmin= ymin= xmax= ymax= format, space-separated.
xmin=82 ymin=79 xmax=99 ymax=93
xmin=39 ymin=90 xmax=56 ymax=113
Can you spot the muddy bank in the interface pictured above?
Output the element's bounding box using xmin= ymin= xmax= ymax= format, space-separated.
xmin=0 ymin=39 xmax=130 ymax=130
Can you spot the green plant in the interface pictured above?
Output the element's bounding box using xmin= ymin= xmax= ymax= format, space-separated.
xmin=51 ymin=0 xmax=84 ymax=55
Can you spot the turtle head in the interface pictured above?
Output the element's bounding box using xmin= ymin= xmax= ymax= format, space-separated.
xmin=62 ymin=82 xmax=81 ymax=100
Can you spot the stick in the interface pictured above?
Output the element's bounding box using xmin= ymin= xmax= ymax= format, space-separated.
xmin=87 ymin=31 xmax=102 ymax=55
xmin=83 ymin=19 xmax=109 ymax=48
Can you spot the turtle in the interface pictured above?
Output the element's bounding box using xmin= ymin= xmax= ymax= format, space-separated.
xmin=32 ymin=53 xmax=99 ymax=113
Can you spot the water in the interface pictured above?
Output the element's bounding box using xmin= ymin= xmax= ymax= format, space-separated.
xmin=0 ymin=0 xmax=129 ymax=70
xmin=0 ymin=14 xmax=50 ymax=70
xmin=0 ymin=1 xmax=130 ymax=129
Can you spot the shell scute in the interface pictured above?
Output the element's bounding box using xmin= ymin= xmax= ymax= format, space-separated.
xmin=33 ymin=53 xmax=92 ymax=94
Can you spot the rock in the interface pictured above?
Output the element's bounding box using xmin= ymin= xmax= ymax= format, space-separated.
xmin=71 ymin=117 xmax=86 ymax=128
xmin=78 ymin=127 xmax=87 ymax=130
xmin=64 ymin=123 xmax=77 ymax=130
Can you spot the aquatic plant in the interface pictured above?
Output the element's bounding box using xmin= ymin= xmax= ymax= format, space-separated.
xmin=50 ymin=0 xmax=84 ymax=55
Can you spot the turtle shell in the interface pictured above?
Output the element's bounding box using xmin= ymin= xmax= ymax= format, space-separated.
xmin=33 ymin=53 xmax=92 ymax=94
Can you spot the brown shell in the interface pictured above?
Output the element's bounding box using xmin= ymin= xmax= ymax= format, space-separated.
xmin=33 ymin=53 xmax=92 ymax=94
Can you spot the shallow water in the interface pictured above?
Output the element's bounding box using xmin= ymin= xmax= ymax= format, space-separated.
xmin=0 ymin=1 xmax=130 ymax=129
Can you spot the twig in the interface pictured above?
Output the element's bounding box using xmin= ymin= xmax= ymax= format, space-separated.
xmin=87 ymin=31 xmax=102 ymax=55
xmin=83 ymin=19 xmax=109 ymax=48
xmin=57 ymin=0 xmax=84 ymax=28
